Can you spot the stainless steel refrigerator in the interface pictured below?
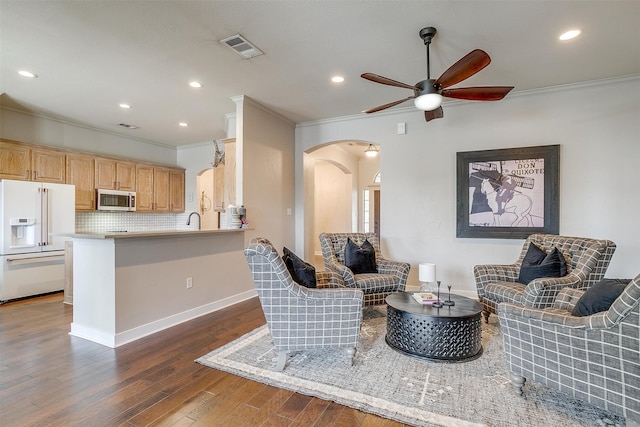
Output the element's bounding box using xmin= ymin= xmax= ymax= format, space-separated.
xmin=0 ymin=179 xmax=75 ymax=302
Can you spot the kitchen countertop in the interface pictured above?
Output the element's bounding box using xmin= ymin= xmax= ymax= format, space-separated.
xmin=67 ymin=228 xmax=248 ymax=239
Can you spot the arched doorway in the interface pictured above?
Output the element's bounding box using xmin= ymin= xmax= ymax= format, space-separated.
xmin=303 ymin=140 xmax=380 ymax=263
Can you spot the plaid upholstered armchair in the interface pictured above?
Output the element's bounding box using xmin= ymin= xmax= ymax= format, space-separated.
xmin=319 ymin=232 xmax=410 ymax=306
xmin=498 ymin=274 xmax=640 ymax=425
xmin=244 ymin=238 xmax=364 ymax=371
xmin=474 ymin=234 xmax=616 ymax=322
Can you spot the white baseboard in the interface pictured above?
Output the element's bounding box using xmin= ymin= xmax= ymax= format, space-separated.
xmin=69 ymin=289 xmax=258 ymax=348
xmin=70 ymin=322 xmax=117 ymax=347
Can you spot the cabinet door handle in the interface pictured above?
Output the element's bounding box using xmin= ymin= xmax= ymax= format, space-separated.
xmin=26 ymin=169 xmax=30 ymax=179
xmin=7 ymin=254 xmax=65 ymax=264
xmin=33 ymin=170 xmax=37 ymax=180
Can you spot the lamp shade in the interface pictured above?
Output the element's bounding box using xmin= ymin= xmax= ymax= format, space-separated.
xmin=419 ymin=263 xmax=436 ymax=282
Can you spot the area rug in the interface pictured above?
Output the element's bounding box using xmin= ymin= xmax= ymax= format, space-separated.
xmin=196 ymin=307 xmax=624 ymax=427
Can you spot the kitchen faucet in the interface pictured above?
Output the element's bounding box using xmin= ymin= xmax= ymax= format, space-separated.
xmin=187 ymin=212 xmax=201 ymax=230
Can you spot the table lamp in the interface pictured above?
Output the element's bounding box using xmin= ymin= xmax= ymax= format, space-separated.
xmin=418 ymin=263 xmax=436 ymax=293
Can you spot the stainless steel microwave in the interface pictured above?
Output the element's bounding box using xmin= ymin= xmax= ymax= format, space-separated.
xmin=96 ymin=189 xmax=136 ymax=211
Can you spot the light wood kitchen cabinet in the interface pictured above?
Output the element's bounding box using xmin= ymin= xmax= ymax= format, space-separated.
xmin=0 ymin=140 xmax=65 ymax=183
xmin=169 ymin=169 xmax=185 ymax=212
xmin=31 ymin=148 xmax=66 ymax=183
xmin=2 ymin=139 xmax=185 ymax=213
xmin=95 ymin=158 xmax=136 ymax=191
xmin=116 ymin=162 xmax=136 ymax=191
xmin=135 ymin=165 xmax=184 ymax=212
xmin=213 ymin=165 xmax=225 ymax=211
xmin=66 ymin=153 xmax=95 ymax=211
xmin=212 ymin=138 xmax=235 ymax=212
xmin=153 ymin=167 xmax=170 ymax=211
xmin=0 ymin=140 xmax=31 ymax=180
xmin=135 ymin=164 xmax=154 ymax=211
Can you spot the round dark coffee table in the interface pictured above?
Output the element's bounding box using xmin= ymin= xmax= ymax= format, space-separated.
xmin=385 ymin=292 xmax=483 ymax=362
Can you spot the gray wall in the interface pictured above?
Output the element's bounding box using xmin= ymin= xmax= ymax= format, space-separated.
xmin=240 ymin=96 xmax=296 ymax=252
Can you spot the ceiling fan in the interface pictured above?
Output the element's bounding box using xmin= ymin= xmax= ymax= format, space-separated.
xmin=361 ymin=27 xmax=514 ymax=122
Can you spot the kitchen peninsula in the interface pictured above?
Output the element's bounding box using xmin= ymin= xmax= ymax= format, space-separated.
xmin=68 ymin=229 xmax=255 ymax=347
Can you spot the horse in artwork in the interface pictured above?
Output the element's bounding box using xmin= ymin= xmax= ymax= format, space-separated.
xmin=480 ymin=178 xmax=533 ymax=227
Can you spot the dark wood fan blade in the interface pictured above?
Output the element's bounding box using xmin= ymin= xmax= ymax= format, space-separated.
xmin=424 ymin=106 xmax=443 ymax=122
xmin=363 ymin=96 xmax=415 ymax=114
xmin=441 ymin=86 xmax=514 ymax=101
xmin=361 ymin=73 xmax=417 ymax=90
xmin=434 ymin=49 xmax=491 ymax=89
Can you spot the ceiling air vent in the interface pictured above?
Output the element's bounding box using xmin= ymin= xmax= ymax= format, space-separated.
xmin=220 ymin=34 xmax=263 ymax=59
xmin=119 ymin=123 xmax=139 ymax=129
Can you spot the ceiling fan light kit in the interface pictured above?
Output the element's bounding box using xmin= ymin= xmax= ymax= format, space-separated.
xmin=414 ymin=93 xmax=442 ymax=111
xmin=413 ymin=79 xmax=442 ymax=111
xmin=361 ymin=26 xmax=514 ymax=122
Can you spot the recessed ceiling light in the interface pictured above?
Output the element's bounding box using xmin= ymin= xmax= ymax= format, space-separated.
xmin=179 ymin=122 xmax=188 ymax=127
xmin=189 ymin=81 xmax=203 ymax=88
xmin=18 ymin=70 xmax=38 ymax=78
xmin=119 ymin=103 xmax=131 ymax=109
xmin=559 ymin=29 xmax=581 ymax=41
xmin=331 ymin=76 xmax=345 ymax=83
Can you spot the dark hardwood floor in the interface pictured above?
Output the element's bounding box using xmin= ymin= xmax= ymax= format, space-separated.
xmin=0 ymin=292 xmax=406 ymax=426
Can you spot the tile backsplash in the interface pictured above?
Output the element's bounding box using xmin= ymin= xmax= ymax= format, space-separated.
xmin=76 ymin=211 xmax=199 ymax=233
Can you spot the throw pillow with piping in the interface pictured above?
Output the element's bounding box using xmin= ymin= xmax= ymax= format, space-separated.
xmin=282 ymin=247 xmax=316 ymax=288
xmin=344 ymin=238 xmax=377 ymax=274
xmin=518 ymin=245 xmax=567 ymax=284
xmin=571 ymin=278 xmax=631 ymax=316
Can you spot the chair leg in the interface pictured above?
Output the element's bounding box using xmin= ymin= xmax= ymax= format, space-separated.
xmin=482 ymin=310 xmax=491 ymax=323
xmin=510 ymin=373 xmax=525 ymax=396
xmin=275 ymin=351 xmax=287 ymax=371
xmin=346 ymin=347 xmax=357 ymax=366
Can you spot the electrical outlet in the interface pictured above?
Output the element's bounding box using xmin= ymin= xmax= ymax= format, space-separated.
xmin=186 ymin=277 xmax=193 ymax=288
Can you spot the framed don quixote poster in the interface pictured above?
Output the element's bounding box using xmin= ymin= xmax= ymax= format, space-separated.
xmin=456 ymin=145 xmax=560 ymax=239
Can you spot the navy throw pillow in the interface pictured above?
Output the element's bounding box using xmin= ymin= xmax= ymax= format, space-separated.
xmin=521 ymin=242 xmax=547 ymax=266
xmin=518 ymin=246 xmax=567 ymax=284
xmin=282 ymin=247 xmax=316 ymax=288
xmin=571 ymin=278 xmax=631 ymax=316
xmin=344 ymin=238 xmax=377 ymax=274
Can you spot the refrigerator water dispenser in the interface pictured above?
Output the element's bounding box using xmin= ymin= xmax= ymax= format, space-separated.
xmin=10 ymin=217 xmax=36 ymax=248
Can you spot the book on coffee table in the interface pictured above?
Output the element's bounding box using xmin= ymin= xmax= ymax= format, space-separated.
xmin=412 ymin=292 xmax=442 ymax=304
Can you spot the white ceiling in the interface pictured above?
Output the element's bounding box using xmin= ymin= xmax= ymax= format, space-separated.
xmin=1 ymin=1 xmax=639 ymax=148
